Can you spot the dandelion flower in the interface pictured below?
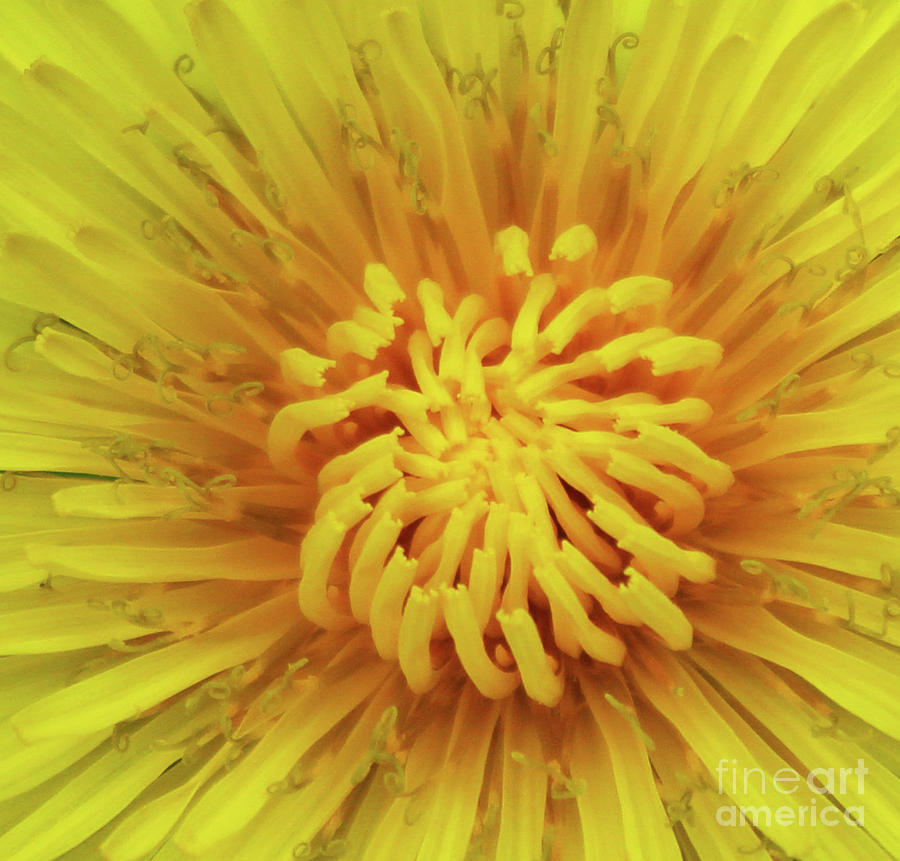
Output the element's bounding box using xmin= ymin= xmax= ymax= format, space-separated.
xmin=2 ymin=0 xmax=900 ymax=859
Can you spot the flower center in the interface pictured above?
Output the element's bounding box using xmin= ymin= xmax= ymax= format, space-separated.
xmin=268 ymin=226 xmax=734 ymax=706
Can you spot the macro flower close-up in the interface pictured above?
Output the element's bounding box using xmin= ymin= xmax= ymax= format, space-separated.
xmin=2 ymin=0 xmax=900 ymax=858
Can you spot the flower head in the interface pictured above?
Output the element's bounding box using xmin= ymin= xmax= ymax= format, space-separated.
xmin=1 ymin=1 xmax=900 ymax=859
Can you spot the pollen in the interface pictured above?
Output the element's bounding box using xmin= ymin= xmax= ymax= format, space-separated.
xmin=269 ymin=226 xmax=733 ymax=706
